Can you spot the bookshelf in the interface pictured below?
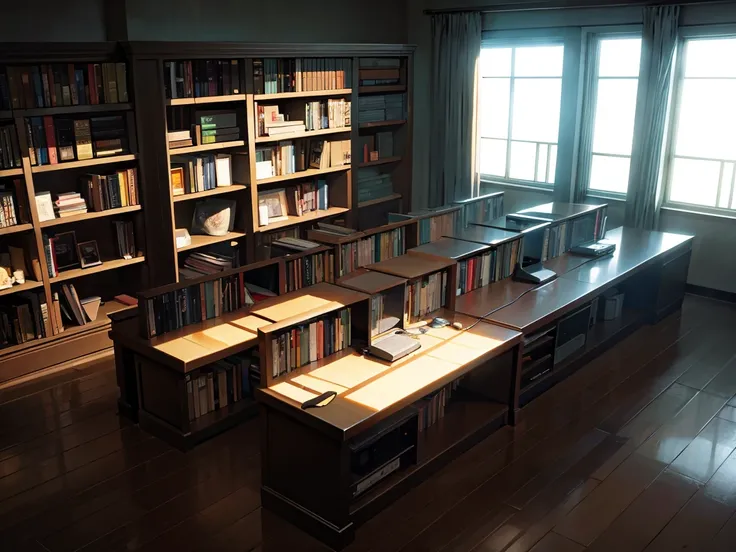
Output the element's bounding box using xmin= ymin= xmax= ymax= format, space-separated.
xmin=452 ymin=192 xmax=505 ymax=230
xmin=389 ymin=205 xmax=463 ymax=246
xmin=0 ymin=42 xmax=145 ymax=384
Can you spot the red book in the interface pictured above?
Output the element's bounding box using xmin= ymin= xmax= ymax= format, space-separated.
xmin=43 ymin=116 xmax=59 ymax=164
xmin=87 ymin=64 xmax=98 ymax=104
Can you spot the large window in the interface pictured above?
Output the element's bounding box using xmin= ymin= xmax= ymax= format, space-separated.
xmin=478 ymin=43 xmax=564 ymax=186
xmin=665 ymin=37 xmax=736 ymax=212
xmin=587 ymin=37 xmax=642 ymax=195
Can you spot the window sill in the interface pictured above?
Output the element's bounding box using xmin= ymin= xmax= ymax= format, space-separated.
xmin=480 ymin=178 xmax=554 ymax=195
xmin=587 ymin=192 xmax=626 ymax=203
xmin=661 ymin=205 xmax=736 ymax=222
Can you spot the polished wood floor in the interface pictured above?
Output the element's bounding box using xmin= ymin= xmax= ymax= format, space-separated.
xmin=2 ymin=294 xmax=736 ymax=552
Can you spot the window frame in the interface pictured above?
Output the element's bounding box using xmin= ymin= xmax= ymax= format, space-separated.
xmin=662 ymin=25 xmax=736 ymax=217
xmin=478 ymin=34 xmax=566 ymax=191
xmin=580 ymin=28 xmax=643 ymax=201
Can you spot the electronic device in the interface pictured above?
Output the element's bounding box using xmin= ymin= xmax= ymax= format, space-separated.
xmin=554 ymin=304 xmax=591 ymax=365
xmin=300 ymin=391 xmax=337 ymax=410
xmin=570 ymin=240 xmax=616 ymax=257
xmin=368 ymin=332 xmax=421 ymax=362
xmin=513 ymin=262 xmax=557 ymax=285
xmin=429 ymin=317 xmax=449 ymax=328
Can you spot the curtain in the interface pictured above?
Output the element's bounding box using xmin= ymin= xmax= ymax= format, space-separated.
xmin=625 ymin=5 xmax=680 ymax=229
xmin=573 ymin=36 xmax=600 ymax=203
xmin=428 ymin=12 xmax=482 ymax=207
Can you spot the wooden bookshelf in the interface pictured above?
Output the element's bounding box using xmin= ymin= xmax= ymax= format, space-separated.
xmin=359 ymin=85 xmax=407 ymax=95
xmin=359 ymin=156 xmax=402 ymax=168
xmin=177 ymin=231 xmax=248 ymax=253
xmin=0 ymin=279 xmax=44 ymax=298
xmin=0 ymin=167 xmax=23 ymax=178
xmin=359 ymin=193 xmax=401 ymax=209
xmin=254 ymin=88 xmax=352 ymax=100
xmin=0 ymin=110 xmax=12 ymax=119
xmin=256 ymin=165 xmax=349 ymax=186
xmin=39 ymin=205 xmax=142 ymax=228
xmin=0 ymin=223 xmax=34 ymax=236
xmin=257 ymin=207 xmax=349 ymax=232
xmin=166 ymin=94 xmax=246 ymax=106
xmin=172 ymin=184 xmax=248 ymax=203
xmin=16 ymin=103 xmax=133 ymax=117
xmin=255 ymin=127 xmax=350 ymax=144
xmin=31 ymin=154 xmax=138 ymax=173
xmin=170 ymin=140 xmax=246 ymax=155
xmin=49 ymin=256 xmax=146 ymax=283
xmin=359 ymin=120 xmax=406 ymax=129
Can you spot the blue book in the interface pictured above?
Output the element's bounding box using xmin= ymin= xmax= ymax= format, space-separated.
xmin=75 ymin=70 xmax=86 ymax=105
xmin=31 ymin=67 xmax=44 ymax=107
xmin=205 ymin=281 xmax=215 ymax=319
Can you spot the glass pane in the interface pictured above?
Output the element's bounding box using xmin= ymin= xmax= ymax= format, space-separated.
xmin=479 ymin=78 xmax=510 ymax=139
xmin=480 ymin=47 xmax=512 ymax=77
xmin=511 ymin=78 xmax=562 ymax=143
xmin=480 ymin=138 xmax=507 ymax=177
xmin=719 ymin=163 xmax=734 ymax=208
xmin=592 ymin=78 xmax=639 ymax=155
xmin=514 ymin=45 xmax=564 ymax=77
xmin=675 ymin=79 xmax=736 ymax=160
xmin=547 ymin=145 xmax=557 ymax=183
xmin=589 ymin=155 xmax=631 ymax=194
xmin=598 ymin=38 xmax=642 ymax=77
xmin=537 ymin=145 xmax=548 ymax=181
xmin=684 ymin=38 xmax=736 ymax=78
xmin=669 ymin=157 xmax=720 ymax=207
xmin=509 ymin=141 xmax=537 ymax=181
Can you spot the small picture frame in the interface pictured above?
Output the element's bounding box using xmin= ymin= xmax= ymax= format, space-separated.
xmin=257 ymin=188 xmax=288 ymax=226
xmin=53 ymin=231 xmax=79 ymax=270
xmin=77 ymin=240 xmax=102 ymax=269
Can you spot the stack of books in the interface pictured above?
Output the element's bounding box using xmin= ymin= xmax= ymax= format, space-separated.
xmin=270 ymin=237 xmax=320 ymax=255
xmin=255 ymin=58 xmax=352 ymax=94
xmin=269 ymin=308 xmax=351 ymax=377
xmin=357 ymin=168 xmax=393 ymax=203
xmin=0 ymin=180 xmax=27 ymax=228
xmin=170 ymin=153 xmax=231 ymax=195
xmin=54 ymin=192 xmax=87 ymax=218
xmin=81 ymin=168 xmax=140 ymax=210
xmin=359 ymin=58 xmax=401 ymax=87
xmin=179 ymin=251 xmax=234 ymax=278
xmin=0 ymin=290 xmax=51 ymax=348
xmin=407 ymin=271 xmax=448 ymax=324
xmin=0 ymin=63 xmax=128 ymax=110
xmin=304 ymin=99 xmax=350 ymax=131
xmin=358 ymin=94 xmax=406 ymax=123
xmin=167 ymin=130 xmax=193 ymax=149
xmin=91 ymin=116 xmax=127 ymax=157
xmin=185 ymin=351 xmax=255 ymax=422
xmin=256 ymin=105 xmax=305 ymax=137
xmin=163 ymin=60 xmax=241 ymax=99
xmin=0 ymin=124 xmax=21 ymax=169
xmin=338 ymin=227 xmax=405 ymax=277
xmin=113 ymin=220 xmax=136 ymax=259
xmin=194 ymin=110 xmax=239 ymax=144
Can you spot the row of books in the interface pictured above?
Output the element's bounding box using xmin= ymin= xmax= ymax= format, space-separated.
xmin=57 ymin=283 xmax=97 ymax=327
xmin=270 ymin=308 xmax=352 ymax=377
xmin=170 ymin=153 xmax=232 ymax=195
xmin=369 ymin=291 xmax=403 ymax=338
xmin=0 ymin=124 xmax=21 ymax=169
xmin=456 ymin=239 xmax=520 ymax=296
xmin=164 ymin=60 xmax=241 ymax=100
xmin=167 ymin=110 xmax=240 ymax=149
xmin=460 ymin=196 xmax=504 ymax=228
xmin=389 ymin=209 xmax=460 ymax=246
xmin=0 ymin=291 xmax=51 ymax=347
xmin=81 ymin=168 xmax=140 ymax=211
xmin=113 ymin=220 xmax=136 ymax=259
xmin=27 ymin=116 xmax=128 ymax=166
xmin=254 ymin=58 xmax=353 ymax=94
xmin=406 ymin=271 xmax=447 ymax=324
xmin=0 ymin=63 xmax=128 ymax=110
xmin=416 ymin=379 xmax=460 ymax=432
xmin=178 ymin=250 xmax=237 ymax=279
xmin=185 ymin=351 xmax=255 ymax=422
xmin=359 ymin=60 xmax=401 ymax=88
xmin=357 ymin=169 xmax=393 ymax=203
xmin=284 ymin=249 xmax=335 ymax=292
xmin=338 ymin=227 xmax=405 ymax=277
xmin=0 ymin=180 xmax=28 ymax=228
xmin=358 ymin=94 xmax=406 ymax=124
xmin=254 ymin=138 xmax=350 ymax=179
xmin=304 ymin=99 xmax=351 ymax=131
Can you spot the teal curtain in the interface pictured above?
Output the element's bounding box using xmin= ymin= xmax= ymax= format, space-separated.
xmin=429 ymin=12 xmax=482 ymax=207
xmin=574 ymin=36 xmax=600 ymax=203
xmin=625 ymin=5 xmax=680 ymax=229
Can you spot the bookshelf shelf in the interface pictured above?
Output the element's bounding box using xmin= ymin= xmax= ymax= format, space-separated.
xmin=259 ymin=207 xmax=349 ymax=232
xmin=16 ymin=103 xmax=132 ymax=117
xmin=0 ymin=110 xmax=11 ymax=119
xmin=49 ymin=256 xmax=146 ymax=283
xmin=358 ymin=85 xmax=406 ymax=95
xmin=170 ymin=140 xmax=246 ymax=155
xmin=31 ymin=154 xmax=138 ymax=174
xmin=166 ymin=94 xmax=246 ymax=106
xmin=359 ymin=120 xmax=407 ymax=129
xmin=256 ymin=165 xmax=350 ymax=186
xmin=0 ymin=280 xmax=44 ymax=298
xmin=358 ymin=193 xmax=402 ymax=209
xmin=254 ymin=88 xmax=352 ymax=101
xmin=255 ymin=127 xmax=350 ymax=144
xmin=358 ymin=156 xmax=402 ymax=169
xmin=39 ymin=205 xmax=142 ymax=228
xmin=177 ymin=231 xmax=247 ymax=253
xmin=189 ymin=397 xmax=257 ymax=435
xmin=0 ymin=167 xmax=23 ymax=178
xmin=172 ymin=184 xmax=248 ymax=203
xmin=0 ymin=223 xmax=34 ymax=236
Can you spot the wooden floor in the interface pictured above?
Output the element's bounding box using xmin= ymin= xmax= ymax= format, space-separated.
xmin=2 ymin=294 xmax=736 ymax=552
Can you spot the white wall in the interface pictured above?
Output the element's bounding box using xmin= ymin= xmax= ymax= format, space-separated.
xmin=410 ymin=0 xmax=736 ymax=294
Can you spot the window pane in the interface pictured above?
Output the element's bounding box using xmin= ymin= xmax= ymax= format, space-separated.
xmin=537 ymin=145 xmax=548 ymax=181
xmin=480 ymin=47 xmax=512 ymax=77
xmin=684 ymin=38 xmax=736 ymax=78
xmin=480 ymin=138 xmax=507 ymax=177
xmin=479 ymin=78 xmax=510 ymax=138
xmin=592 ymin=79 xmax=638 ymax=155
xmin=512 ymin=78 xmax=562 ymax=143
xmin=590 ymin=155 xmax=631 ymax=193
xmin=509 ymin=141 xmax=537 ymax=181
xmin=719 ymin=163 xmax=734 ymax=208
xmin=669 ymin=157 xmax=721 ymax=207
xmin=514 ymin=45 xmax=564 ymax=77
xmin=675 ymin=79 xmax=736 ymax=160
xmin=547 ymin=145 xmax=557 ymax=183
xmin=598 ymin=38 xmax=641 ymax=77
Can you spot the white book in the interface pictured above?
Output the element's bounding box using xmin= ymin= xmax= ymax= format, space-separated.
xmin=309 ymin=322 xmax=317 ymax=363
xmin=214 ymin=154 xmax=232 ymax=187
xmin=267 ymin=125 xmax=306 ymax=136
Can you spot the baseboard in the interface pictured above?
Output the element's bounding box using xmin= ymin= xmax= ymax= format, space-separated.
xmin=686 ymin=284 xmax=736 ymax=304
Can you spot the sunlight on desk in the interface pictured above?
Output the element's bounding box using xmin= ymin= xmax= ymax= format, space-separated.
xmin=310 ymin=353 xmax=392 ymax=388
xmin=292 ymin=374 xmax=349 ymax=395
xmin=252 ymin=294 xmax=339 ymax=322
xmin=228 ymin=314 xmax=270 ymax=332
xmin=271 ymin=382 xmax=318 ymax=403
xmin=188 ymin=323 xmax=256 ymax=348
xmin=154 ymin=338 xmax=210 ymax=362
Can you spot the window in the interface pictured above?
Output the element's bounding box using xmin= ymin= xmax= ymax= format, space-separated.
xmin=587 ymin=37 xmax=642 ymax=195
xmin=478 ymin=44 xmax=564 ymax=186
xmin=665 ymin=37 xmax=736 ymax=212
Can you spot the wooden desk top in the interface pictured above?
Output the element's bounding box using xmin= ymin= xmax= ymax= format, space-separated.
xmin=366 ymin=252 xmax=455 ymax=280
xmin=250 ymin=283 xmax=367 ymax=323
xmin=256 ymin=310 xmax=521 ymax=440
xmin=445 ymin=225 xmax=520 ymax=247
xmin=408 ymin=237 xmax=490 ymax=261
xmin=337 ymin=269 xmax=407 ymax=295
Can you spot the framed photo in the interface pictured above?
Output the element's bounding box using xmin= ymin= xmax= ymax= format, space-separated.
xmin=170 ymin=166 xmax=185 ymax=196
xmin=53 ymin=231 xmax=79 ymax=270
xmin=77 ymin=240 xmax=102 ymax=269
xmin=257 ymin=189 xmax=288 ymax=226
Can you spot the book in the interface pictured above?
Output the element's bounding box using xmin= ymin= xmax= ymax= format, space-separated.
xmin=282 ymin=249 xmax=334 ymax=292
xmin=336 ymin=226 xmax=405 ymax=277
xmin=35 ymin=191 xmax=55 ymax=222
xmin=73 ymin=120 xmax=93 ymax=160
xmin=255 ymin=58 xmax=352 ymax=94
xmin=163 ymin=60 xmax=241 ymax=99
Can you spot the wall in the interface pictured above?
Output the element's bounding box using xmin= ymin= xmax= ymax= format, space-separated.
xmin=409 ymin=0 xmax=736 ymax=294
xmin=0 ymin=1 xmax=106 ymax=41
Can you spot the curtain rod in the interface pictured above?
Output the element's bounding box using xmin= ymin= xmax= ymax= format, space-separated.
xmin=423 ymin=0 xmax=733 ymax=15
